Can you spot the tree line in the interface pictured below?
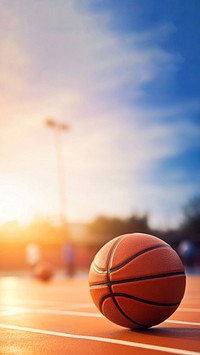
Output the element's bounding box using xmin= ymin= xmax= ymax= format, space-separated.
xmin=0 ymin=195 xmax=199 ymax=249
xmin=87 ymin=195 xmax=200 ymax=247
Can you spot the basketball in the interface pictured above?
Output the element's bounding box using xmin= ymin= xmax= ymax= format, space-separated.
xmin=33 ymin=261 xmax=54 ymax=282
xmin=89 ymin=233 xmax=186 ymax=329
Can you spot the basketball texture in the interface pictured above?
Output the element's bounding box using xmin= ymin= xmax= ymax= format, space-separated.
xmin=89 ymin=233 xmax=186 ymax=329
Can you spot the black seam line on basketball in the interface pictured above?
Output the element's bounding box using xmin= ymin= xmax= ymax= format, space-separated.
xmin=99 ymin=294 xmax=146 ymax=328
xmin=111 ymin=271 xmax=186 ymax=285
xmin=100 ymin=236 xmax=123 ymax=310
xmin=110 ymin=244 xmax=171 ymax=273
xmin=89 ymin=271 xmax=185 ymax=289
xmin=108 ymin=293 xmax=179 ymax=307
xmin=105 ymin=236 xmax=146 ymax=327
xmin=107 ymin=237 xmax=124 ymax=293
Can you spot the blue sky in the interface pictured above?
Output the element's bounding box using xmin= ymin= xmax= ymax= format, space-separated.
xmin=0 ymin=0 xmax=199 ymax=229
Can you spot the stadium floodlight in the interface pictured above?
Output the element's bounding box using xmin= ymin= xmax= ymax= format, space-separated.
xmin=46 ymin=118 xmax=70 ymax=131
xmin=46 ymin=118 xmax=56 ymax=127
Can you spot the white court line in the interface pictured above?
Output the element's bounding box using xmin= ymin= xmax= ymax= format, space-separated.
xmin=63 ymin=303 xmax=94 ymax=310
xmin=2 ymin=303 xmax=199 ymax=312
xmin=0 ymin=307 xmax=102 ymax=318
xmin=166 ymin=320 xmax=200 ymax=326
xmin=0 ymin=301 xmax=94 ymax=309
xmin=0 ymin=323 xmax=198 ymax=355
xmin=1 ymin=307 xmax=199 ymax=326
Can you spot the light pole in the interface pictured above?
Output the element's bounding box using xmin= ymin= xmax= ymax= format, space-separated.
xmin=45 ymin=118 xmax=70 ymax=225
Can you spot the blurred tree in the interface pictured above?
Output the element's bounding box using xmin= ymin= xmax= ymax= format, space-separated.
xmin=87 ymin=214 xmax=151 ymax=245
xmin=87 ymin=215 xmax=123 ymax=243
xmin=124 ymin=215 xmax=150 ymax=235
xmin=181 ymin=195 xmax=200 ymax=243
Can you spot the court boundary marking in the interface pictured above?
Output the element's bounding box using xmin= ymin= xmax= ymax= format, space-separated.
xmin=0 ymin=323 xmax=199 ymax=355
xmin=1 ymin=307 xmax=199 ymax=326
xmin=1 ymin=301 xmax=199 ymax=312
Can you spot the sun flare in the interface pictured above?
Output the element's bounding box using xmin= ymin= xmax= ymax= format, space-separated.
xmin=0 ymin=179 xmax=37 ymax=224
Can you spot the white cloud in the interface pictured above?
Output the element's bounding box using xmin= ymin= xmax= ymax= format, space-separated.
xmin=131 ymin=22 xmax=177 ymax=44
xmin=0 ymin=1 xmax=198 ymax=228
xmin=0 ymin=0 xmax=182 ymax=114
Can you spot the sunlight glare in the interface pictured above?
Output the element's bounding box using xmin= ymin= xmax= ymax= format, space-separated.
xmin=0 ymin=180 xmax=38 ymax=224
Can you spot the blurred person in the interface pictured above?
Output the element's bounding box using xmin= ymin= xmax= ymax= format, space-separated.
xmin=26 ymin=243 xmax=41 ymax=270
xmin=177 ymin=240 xmax=197 ymax=269
xmin=62 ymin=243 xmax=75 ymax=278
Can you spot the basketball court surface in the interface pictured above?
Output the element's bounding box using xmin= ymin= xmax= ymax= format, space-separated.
xmin=0 ymin=274 xmax=199 ymax=354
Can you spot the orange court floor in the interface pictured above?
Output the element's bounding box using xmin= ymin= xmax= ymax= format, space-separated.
xmin=0 ymin=274 xmax=199 ymax=355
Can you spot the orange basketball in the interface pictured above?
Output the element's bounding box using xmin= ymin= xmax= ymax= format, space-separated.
xmin=89 ymin=233 xmax=186 ymax=329
xmin=33 ymin=261 xmax=54 ymax=282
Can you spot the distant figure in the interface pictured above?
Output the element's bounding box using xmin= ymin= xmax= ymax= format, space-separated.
xmin=26 ymin=243 xmax=41 ymax=269
xmin=178 ymin=240 xmax=196 ymax=268
xmin=63 ymin=243 xmax=75 ymax=277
